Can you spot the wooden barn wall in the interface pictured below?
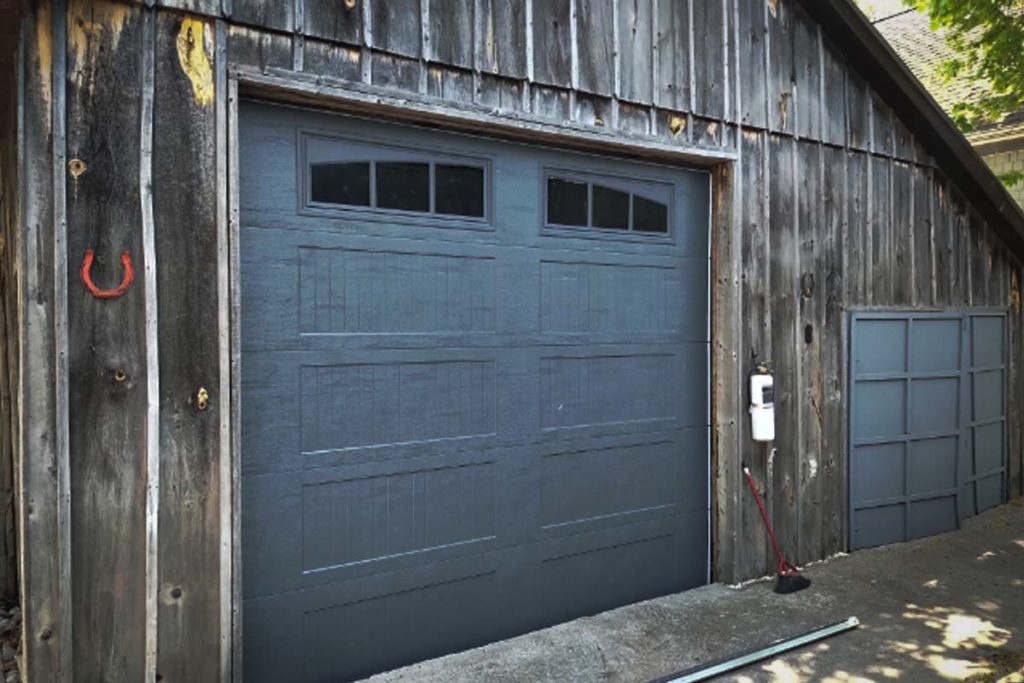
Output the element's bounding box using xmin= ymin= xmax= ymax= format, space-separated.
xmin=12 ymin=0 xmax=1024 ymax=679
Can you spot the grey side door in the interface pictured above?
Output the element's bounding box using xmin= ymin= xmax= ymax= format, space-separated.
xmin=239 ymin=102 xmax=711 ymax=682
xmin=849 ymin=311 xmax=1006 ymax=550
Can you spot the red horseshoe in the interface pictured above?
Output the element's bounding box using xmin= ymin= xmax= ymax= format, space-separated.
xmin=81 ymin=249 xmax=134 ymax=299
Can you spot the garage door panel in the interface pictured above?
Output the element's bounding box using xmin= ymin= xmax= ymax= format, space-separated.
xmin=907 ymin=437 xmax=958 ymax=495
xmin=244 ymin=553 xmax=511 ymax=683
xmin=909 ymin=377 xmax=960 ymax=435
xmin=973 ymin=370 xmax=1004 ymax=422
xmin=241 ymin=103 xmax=710 ymax=681
xmin=908 ymin=497 xmax=958 ymax=540
xmin=975 ymin=475 xmax=1003 ymax=513
xmin=535 ymin=513 xmax=705 ymax=618
xmin=850 ymin=312 xmax=1007 ymax=550
xmin=972 ymin=316 xmax=1005 ymax=367
xmin=975 ymin=423 xmax=1004 ymax=473
xmin=299 ymin=359 xmax=498 ymax=452
xmin=242 ymin=228 xmax=504 ymax=348
xmin=243 ymin=451 xmax=529 ymax=598
xmin=851 ymin=504 xmax=906 ymax=548
xmin=850 ymin=443 xmax=904 ymax=503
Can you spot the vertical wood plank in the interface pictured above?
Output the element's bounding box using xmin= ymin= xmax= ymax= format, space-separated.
xmin=576 ymin=0 xmax=613 ymax=95
xmin=870 ymin=157 xmax=891 ymax=304
xmin=654 ymin=0 xmax=690 ymax=112
xmin=65 ymin=1 xmax=148 ymax=679
xmin=370 ymin=0 xmax=422 ymax=58
xmin=892 ymin=161 xmax=913 ymax=305
xmin=933 ymin=178 xmax=951 ymax=307
xmin=970 ymin=212 xmax=988 ymax=306
xmin=476 ymin=0 xmax=527 ymax=78
xmin=427 ymin=0 xmax=473 ymax=68
xmin=735 ymin=0 xmax=765 ymax=128
xmin=846 ymin=151 xmax=868 ymax=306
xmin=138 ymin=10 xmax=158 ymax=679
xmin=616 ymin=0 xmax=653 ymax=104
xmin=18 ymin=2 xmax=71 ymax=679
xmin=845 ymin=70 xmax=870 ymax=152
xmin=737 ymin=130 xmax=770 ymax=579
xmin=153 ymin=10 xmax=223 ymax=682
xmin=303 ymin=0 xmax=362 ymax=46
xmin=792 ymin=7 xmax=819 ymax=140
xmin=953 ymin=199 xmax=969 ymax=306
xmin=913 ymin=166 xmax=934 ymax=306
xmin=0 ymin=5 xmax=18 ymax=605
xmin=821 ymin=144 xmax=845 ymax=558
xmin=769 ymin=135 xmax=799 ymax=563
xmin=766 ymin=0 xmax=794 ymax=134
xmin=821 ymin=39 xmax=846 ymax=147
xmin=691 ymin=0 xmax=724 ymax=119
xmin=871 ymin=94 xmax=894 ymax=157
xmin=532 ymin=0 xmax=571 ymax=87
xmin=231 ymin=0 xmax=293 ymax=34
xmin=796 ymin=140 xmax=822 ymax=565
xmin=711 ymin=157 xmax=741 ymax=583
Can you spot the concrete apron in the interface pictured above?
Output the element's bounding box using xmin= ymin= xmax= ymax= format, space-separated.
xmin=367 ymin=500 xmax=1024 ymax=682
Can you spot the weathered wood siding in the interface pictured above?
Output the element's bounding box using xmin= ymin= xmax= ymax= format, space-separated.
xmin=10 ymin=0 xmax=1024 ymax=679
xmin=0 ymin=3 xmax=21 ymax=607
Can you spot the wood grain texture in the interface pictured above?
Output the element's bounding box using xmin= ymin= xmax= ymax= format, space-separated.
xmin=17 ymin=2 xmax=70 ymax=680
xmin=711 ymin=154 xmax=741 ymax=584
xmin=427 ymin=0 xmax=473 ymax=68
xmin=617 ymin=0 xmax=653 ymax=104
xmin=0 ymin=0 xmax=20 ymax=605
xmin=476 ymin=0 xmax=526 ymax=78
xmin=796 ymin=140 xmax=822 ymax=565
xmin=65 ymin=1 xmax=148 ymax=678
xmin=792 ymin=6 xmax=819 ymax=140
xmin=736 ymin=129 xmax=771 ymax=579
xmin=369 ymin=0 xmax=421 ymax=58
xmin=231 ymin=0 xmax=293 ymax=34
xmin=766 ymin=0 xmax=794 ymax=134
xmin=768 ymin=135 xmax=799 ymax=563
xmin=822 ymin=39 xmax=846 ymax=147
xmin=304 ymin=0 xmax=362 ymax=45
xmin=153 ymin=11 xmax=223 ymax=681
xmin=891 ymin=161 xmax=913 ymax=305
xmin=820 ymin=144 xmax=845 ymax=559
xmin=735 ymin=0 xmax=766 ymax=128
xmin=576 ymin=0 xmax=614 ymax=96
xmin=532 ymin=0 xmax=571 ymax=87
xmin=691 ymin=0 xmax=725 ymax=120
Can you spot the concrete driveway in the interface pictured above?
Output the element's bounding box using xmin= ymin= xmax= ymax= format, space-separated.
xmin=368 ymin=499 xmax=1024 ymax=682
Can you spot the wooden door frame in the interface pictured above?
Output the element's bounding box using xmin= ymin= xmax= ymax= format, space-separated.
xmin=223 ymin=67 xmax=735 ymax=681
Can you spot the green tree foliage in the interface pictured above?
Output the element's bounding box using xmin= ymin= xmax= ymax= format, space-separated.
xmin=908 ymin=0 xmax=1024 ymax=130
xmin=908 ymin=0 xmax=1024 ymax=185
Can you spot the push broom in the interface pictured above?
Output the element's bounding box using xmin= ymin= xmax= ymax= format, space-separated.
xmin=742 ymin=464 xmax=811 ymax=594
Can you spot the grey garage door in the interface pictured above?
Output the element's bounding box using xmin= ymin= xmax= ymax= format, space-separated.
xmin=849 ymin=312 xmax=1007 ymax=550
xmin=239 ymin=102 xmax=710 ymax=682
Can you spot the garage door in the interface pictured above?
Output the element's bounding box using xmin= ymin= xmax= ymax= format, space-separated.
xmin=239 ymin=102 xmax=710 ymax=682
xmin=849 ymin=312 xmax=1007 ymax=550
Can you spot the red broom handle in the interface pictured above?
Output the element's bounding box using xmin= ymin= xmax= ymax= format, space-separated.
xmin=743 ymin=467 xmax=797 ymax=576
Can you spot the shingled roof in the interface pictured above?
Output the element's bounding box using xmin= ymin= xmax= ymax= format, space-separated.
xmin=871 ymin=5 xmax=1024 ymax=147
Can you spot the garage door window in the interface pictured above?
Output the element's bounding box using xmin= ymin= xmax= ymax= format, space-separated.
xmin=545 ymin=170 xmax=672 ymax=235
xmin=304 ymin=133 xmax=488 ymax=221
